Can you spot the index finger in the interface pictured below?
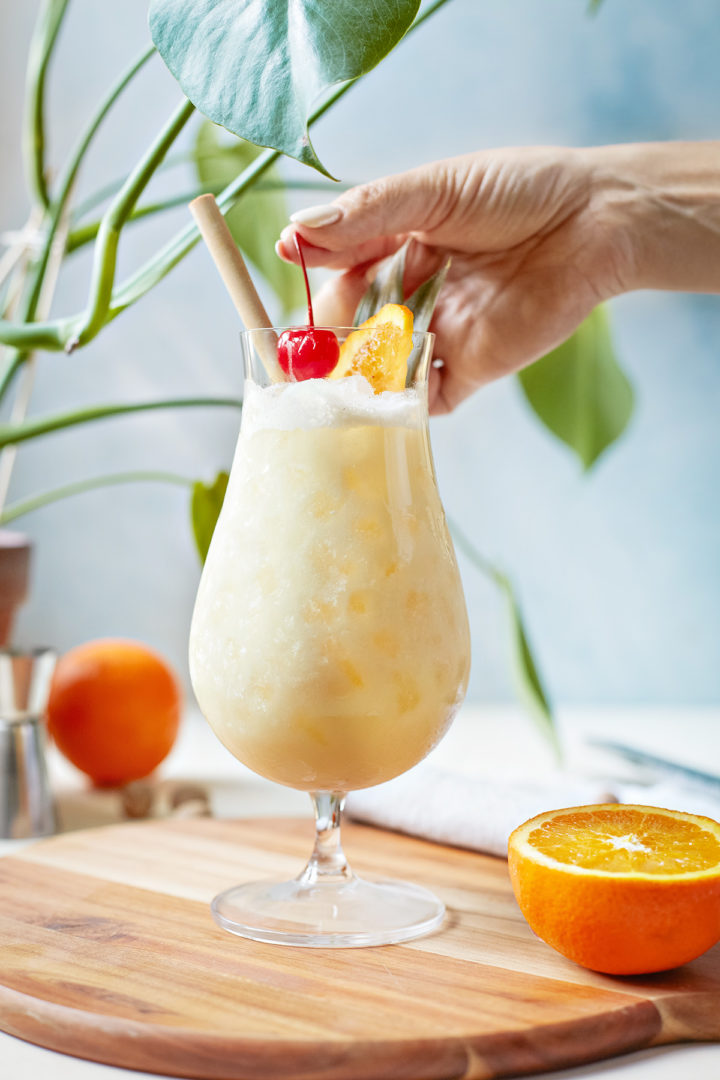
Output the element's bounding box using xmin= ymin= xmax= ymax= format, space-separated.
xmin=276 ymin=227 xmax=406 ymax=270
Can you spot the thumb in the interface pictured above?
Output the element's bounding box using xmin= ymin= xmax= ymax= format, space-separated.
xmin=279 ymin=163 xmax=447 ymax=269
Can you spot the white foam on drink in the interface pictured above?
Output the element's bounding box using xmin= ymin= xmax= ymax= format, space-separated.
xmin=241 ymin=375 xmax=423 ymax=434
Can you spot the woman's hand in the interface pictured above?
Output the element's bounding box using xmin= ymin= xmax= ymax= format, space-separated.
xmin=276 ymin=142 xmax=720 ymax=413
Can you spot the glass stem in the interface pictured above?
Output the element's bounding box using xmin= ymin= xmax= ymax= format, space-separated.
xmin=298 ymin=791 xmax=351 ymax=885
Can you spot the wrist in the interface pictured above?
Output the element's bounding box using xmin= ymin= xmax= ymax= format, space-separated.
xmin=582 ymin=142 xmax=720 ymax=295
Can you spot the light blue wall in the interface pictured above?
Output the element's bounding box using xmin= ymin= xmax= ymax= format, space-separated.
xmin=1 ymin=0 xmax=718 ymax=705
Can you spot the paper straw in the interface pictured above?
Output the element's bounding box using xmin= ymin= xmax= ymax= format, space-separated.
xmin=189 ymin=194 xmax=283 ymax=381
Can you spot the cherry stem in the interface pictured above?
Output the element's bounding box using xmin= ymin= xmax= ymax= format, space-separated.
xmin=294 ymin=232 xmax=314 ymax=328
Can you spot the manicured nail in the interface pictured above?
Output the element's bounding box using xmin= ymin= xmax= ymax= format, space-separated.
xmin=290 ymin=204 xmax=343 ymax=228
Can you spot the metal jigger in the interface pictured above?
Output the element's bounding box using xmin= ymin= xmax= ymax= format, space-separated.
xmin=0 ymin=648 xmax=58 ymax=839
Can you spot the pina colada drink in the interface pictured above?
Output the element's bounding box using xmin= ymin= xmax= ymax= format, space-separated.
xmin=191 ymin=297 xmax=469 ymax=946
xmin=189 ymin=374 xmax=470 ymax=792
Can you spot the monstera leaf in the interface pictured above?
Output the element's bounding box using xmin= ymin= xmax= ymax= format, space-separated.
xmin=518 ymin=306 xmax=634 ymax=470
xmin=150 ymin=0 xmax=421 ymax=176
xmin=194 ymin=121 xmax=305 ymax=317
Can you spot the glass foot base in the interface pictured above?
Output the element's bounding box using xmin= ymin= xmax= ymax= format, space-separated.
xmin=211 ymin=875 xmax=445 ymax=947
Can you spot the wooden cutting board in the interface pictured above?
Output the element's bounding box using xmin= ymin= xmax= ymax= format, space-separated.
xmin=0 ymin=817 xmax=718 ymax=1080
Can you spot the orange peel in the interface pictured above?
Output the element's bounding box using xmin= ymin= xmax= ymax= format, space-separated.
xmin=508 ymin=803 xmax=720 ymax=974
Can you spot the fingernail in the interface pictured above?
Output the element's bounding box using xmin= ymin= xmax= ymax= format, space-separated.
xmin=290 ymin=204 xmax=343 ymax=228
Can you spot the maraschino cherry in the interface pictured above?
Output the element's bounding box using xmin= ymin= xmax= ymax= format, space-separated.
xmin=277 ymin=234 xmax=339 ymax=380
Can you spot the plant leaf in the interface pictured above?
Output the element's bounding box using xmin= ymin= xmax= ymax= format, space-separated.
xmin=496 ymin=576 xmax=559 ymax=755
xmin=405 ymin=257 xmax=451 ymax=334
xmin=353 ymin=241 xmax=409 ymax=326
xmin=353 ymin=244 xmax=452 ymax=332
xmin=517 ymin=306 xmax=633 ymax=470
xmin=190 ymin=471 xmax=228 ymax=563
xmin=447 ymin=517 xmax=559 ymax=755
xmin=194 ymin=121 xmax=306 ymax=318
xmin=149 ymin=0 xmax=421 ymax=177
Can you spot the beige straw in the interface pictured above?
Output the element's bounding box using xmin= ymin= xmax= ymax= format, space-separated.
xmin=189 ymin=194 xmax=283 ymax=381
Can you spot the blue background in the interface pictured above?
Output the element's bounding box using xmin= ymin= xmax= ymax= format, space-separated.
xmin=1 ymin=0 xmax=718 ymax=706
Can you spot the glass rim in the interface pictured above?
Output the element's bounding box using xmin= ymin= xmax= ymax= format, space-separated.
xmin=239 ymin=325 xmax=435 ymax=341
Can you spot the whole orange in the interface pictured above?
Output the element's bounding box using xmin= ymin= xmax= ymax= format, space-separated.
xmin=47 ymin=639 xmax=182 ymax=787
xmin=508 ymin=804 xmax=720 ymax=975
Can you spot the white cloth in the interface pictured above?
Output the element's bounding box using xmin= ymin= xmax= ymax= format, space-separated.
xmin=345 ymin=765 xmax=720 ymax=857
xmin=615 ymin=781 xmax=720 ymax=823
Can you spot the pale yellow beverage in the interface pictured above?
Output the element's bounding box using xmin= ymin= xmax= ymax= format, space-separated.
xmin=189 ymin=374 xmax=470 ymax=792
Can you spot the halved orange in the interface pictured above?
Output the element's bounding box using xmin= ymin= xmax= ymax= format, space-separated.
xmin=508 ymin=803 xmax=720 ymax=974
xmin=330 ymin=303 xmax=413 ymax=393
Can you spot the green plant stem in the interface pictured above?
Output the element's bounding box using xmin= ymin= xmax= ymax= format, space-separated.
xmin=7 ymin=0 xmax=72 ymax=404
xmin=0 ymin=207 xmax=71 ymax=517
xmin=0 ymin=318 xmax=68 ymax=353
xmin=73 ymin=152 xmax=203 ymax=220
xmin=0 ymin=396 xmax=242 ymax=451
xmin=26 ymin=46 xmax=157 ymax=324
xmin=0 ymin=0 xmax=455 ymax=356
xmin=0 ymin=238 xmax=32 ymax=300
xmin=71 ymin=97 xmax=195 ymax=348
xmin=447 ymin=515 xmax=506 ymax=587
xmin=0 ymin=470 xmax=193 ymax=525
xmin=448 ymin=514 xmax=558 ymax=753
xmin=0 ymin=45 xmax=157 ymax=401
xmin=66 ymin=179 xmax=349 ymax=254
xmin=108 ymin=145 xmax=280 ymax=318
xmin=0 ymin=247 xmax=33 ymax=323
xmin=23 ymin=0 xmax=70 ymax=210
xmin=67 ymin=195 xmax=212 ymax=253
xmin=72 ymin=161 xmax=343 ymax=222
xmin=0 ymin=75 xmax=184 ymax=374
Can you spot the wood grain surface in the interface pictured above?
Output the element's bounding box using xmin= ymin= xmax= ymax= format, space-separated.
xmin=0 ymin=817 xmax=718 ymax=1080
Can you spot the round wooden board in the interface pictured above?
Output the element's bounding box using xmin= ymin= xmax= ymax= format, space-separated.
xmin=0 ymin=817 xmax=719 ymax=1080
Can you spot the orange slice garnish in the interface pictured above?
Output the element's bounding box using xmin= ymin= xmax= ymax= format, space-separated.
xmin=329 ymin=303 xmax=413 ymax=393
xmin=508 ymin=803 xmax=720 ymax=974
